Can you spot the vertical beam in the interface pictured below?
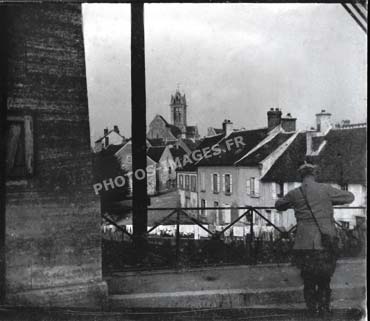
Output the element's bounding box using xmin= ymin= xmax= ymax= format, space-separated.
xmin=0 ymin=5 xmax=9 ymax=303
xmin=131 ymin=3 xmax=148 ymax=257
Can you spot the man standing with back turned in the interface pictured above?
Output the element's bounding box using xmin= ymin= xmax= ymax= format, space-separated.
xmin=275 ymin=161 xmax=354 ymax=315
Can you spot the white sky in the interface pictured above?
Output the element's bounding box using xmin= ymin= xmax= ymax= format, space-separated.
xmin=82 ymin=3 xmax=367 ymax=142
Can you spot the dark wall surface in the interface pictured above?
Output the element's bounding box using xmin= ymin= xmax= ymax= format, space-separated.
xmin=4 ymin=4 xmax=107 ymax=306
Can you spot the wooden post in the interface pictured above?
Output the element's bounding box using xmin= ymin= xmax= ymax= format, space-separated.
xmin=131 ymin=3 xmax=148 ymax=260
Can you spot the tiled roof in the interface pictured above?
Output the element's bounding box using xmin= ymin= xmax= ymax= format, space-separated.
xmin=197 ymin=128 xmax=268 ymax=166
xmin=167 ymin=124 xmax=182 ymax=138
xmin=148 ymin=138 xmax=165 ymax=146
xmin=236 ymin=132 xmax=294 ymax=166
xmin=105 ymin=144 xmax=125 ymax=155
xmin=169 ymin=146 xmax=187 ymax=160
xmin=94 ymin=129 xmax=125 ymax=143
xmin=147 ymin=146 xmax=166 ymax=163
xmin=156 ymin=115 xmax=182 ymax=138
xmin=214 ymin=128 xmax=224 ymax=134
xmin=196 ymin=133 xmax=225 ymax=151
xmin=262 ymin=127 xmax=367 ymax=184
xmin=315 ymin=127 xmax=366 ymax=184
xmin=262 ymin=133 xmax=307 ymax=182
xmin=312 ymin=136 xmax=325 ymax=152
xmin=186 ymin=125 xmax=197 ymax=132
xmin=182 ymin=138 xmax=201 ymax=151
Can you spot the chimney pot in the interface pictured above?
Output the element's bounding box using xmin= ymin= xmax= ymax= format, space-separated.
xmin=222 ymin=119 xmax=233 ymax=136
xmin=321 ymin=109 xmax=326 ymax=113
xmin=281 ymin=113 xmax=296 ymax=132
xmin=267 ymin=108 xmax=282 ymax=131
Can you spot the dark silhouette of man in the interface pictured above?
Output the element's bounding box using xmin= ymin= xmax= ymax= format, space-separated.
xmin=275 ymin=161 xmax=354 ymax=315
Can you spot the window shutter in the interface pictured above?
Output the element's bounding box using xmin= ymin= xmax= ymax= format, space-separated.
xmin=255 ymin=178 xmax=260 ymax=196
xmin=272 ymin=183 xmax=277 ymax=199
xmin=24 ymin=116 xmax=34 ymax=175
xmin=246 ymin=179 xmax=251 ymax=195
xmin=217 ymin=174 xmax=220 ymax=192
xmin=6 ymin=124 xmax=22 ymax=171
xmin=222 ymin=174 xmax=225 ymax=192
xmin=230 ymin=174 xmax=233 ymax=194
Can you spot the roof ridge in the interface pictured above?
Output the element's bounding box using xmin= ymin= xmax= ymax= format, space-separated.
xmin=234 ymin=127 xmax=281 ymax=165
xmin=260 ymin=131 xmax=301 ymax=179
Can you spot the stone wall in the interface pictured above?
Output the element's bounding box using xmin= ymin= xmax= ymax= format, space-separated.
xmin=4 ymin=4 xmax=107 ymax=307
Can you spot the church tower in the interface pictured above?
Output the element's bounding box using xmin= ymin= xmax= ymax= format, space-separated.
xmin=170 ymin=89 xmax=187 ymax=133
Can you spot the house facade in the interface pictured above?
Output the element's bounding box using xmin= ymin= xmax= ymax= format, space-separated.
xmin=147 ymin=145 xmax=177 ymax=192
xmin=176 ymin=109 xmax=366 ymax=237
xmin=115 ymin=141 xmax=157 ymax=195
xmin=94 ymin=125 xmax=126 ymax=153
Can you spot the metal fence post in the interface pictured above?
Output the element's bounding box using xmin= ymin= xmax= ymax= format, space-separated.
xmin=175 ymin=207 xmax=180 ymax=268
xmin=250 ymin=209 xmax=255 ymax=264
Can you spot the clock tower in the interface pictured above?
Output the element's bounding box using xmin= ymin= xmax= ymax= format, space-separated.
xmin=170 ymin=89 xmax=187 ymax=134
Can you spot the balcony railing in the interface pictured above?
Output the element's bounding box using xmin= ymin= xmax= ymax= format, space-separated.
xmin=102 ymin=206 xmax=366 ymax=273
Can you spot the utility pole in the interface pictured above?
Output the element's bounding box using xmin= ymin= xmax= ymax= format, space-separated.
xmin=131 ymin=3 xmax=148 ymax=261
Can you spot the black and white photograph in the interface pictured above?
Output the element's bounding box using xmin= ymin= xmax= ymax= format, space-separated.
xmin=0 ymin=2 xmax=367 ymax=320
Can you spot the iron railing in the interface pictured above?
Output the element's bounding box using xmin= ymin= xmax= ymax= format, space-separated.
xmin=102 ymin=206 xmax=366 ymax=271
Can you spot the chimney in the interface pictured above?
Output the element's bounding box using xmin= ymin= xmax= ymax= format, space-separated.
xmin=341 ymin=119 xmax=350 ymax=128
xmin=316 ymin=109 xmax=332 ymax=134
xmin=222 ymin=119 xmax=233 ymax=136
xmin=267 ymin=108 xmax=282 ymax=131
xmin=113 ymin=125 xmax=120 ymax=134
xmin=103 ymin=127 xmax=108 ymax=136
xmin=281 ymin=113 xmax=297 ymax=132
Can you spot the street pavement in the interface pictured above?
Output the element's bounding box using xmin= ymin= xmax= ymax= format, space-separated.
xmin=0 ymin=306 xmax=366 ymax=321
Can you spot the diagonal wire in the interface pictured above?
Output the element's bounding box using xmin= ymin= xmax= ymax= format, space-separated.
xmin=342 ymin=3 xmax=367 ymax=34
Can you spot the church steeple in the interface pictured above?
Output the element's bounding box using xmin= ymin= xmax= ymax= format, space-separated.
xmin=170 ymin=89 xmax=187 ymax=133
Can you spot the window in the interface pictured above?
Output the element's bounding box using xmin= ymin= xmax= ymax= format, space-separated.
xmin=265 ymin=210 xmax=272 ymax=226
xmin=191 ymin=175 xmax=196 ymax=192
xmin=224 ymin=173 xmax=232 ymax=194
xmin=185 ymin=175 xmax=190 ymax=190
xmin=250 ymin=177 xmax=255 ymax=194
xmin=339 ymin=220 xmax=350 ymax=229
xmin=6 ymin=115 xmax=34 ymax=179
xmin=201 ymin=199 xmax=206 ymax=216
xmin=214 ymin=201 xmax=220 ymax=224
xmin=277 ymin=183 xmax=284 ymax=197
xmin=126 ymin=155 xmax=132 ymax=163
xmin=247 ymin=177 xmax=259 ymax=197
xmin=200 ymin=172 xmax=206 ymax=192
xmin=178 ymin=174 xmax=183 ymax=189
xmin=341 ymin=184 xmax=348 ymax=191
xmin=168 ymin=166 xmax=171 ymax=174
xmin=185 ymin=196 xmax=190 ymax=208
xmin=212 ymin=173 xmax=220 ymax=193
xmin=223 ymin=204 xmax=231 ymax=223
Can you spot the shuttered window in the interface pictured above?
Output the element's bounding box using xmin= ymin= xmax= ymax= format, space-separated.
xmin=224 ymin=173 xmax=232 ymax=194
xmin=212 ymin=173 xmax=219 ymax=193
xmin=191 ymin=175 xmax=196 ymax=192
xmin=6 ymin=115 xmax=34 ymax=179
xmin=246 ymin=177 xmax=259 ymax=197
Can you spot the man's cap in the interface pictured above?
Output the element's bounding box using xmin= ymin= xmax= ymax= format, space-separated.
xmin=298 ymin=161 xmax=317 ymax=172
